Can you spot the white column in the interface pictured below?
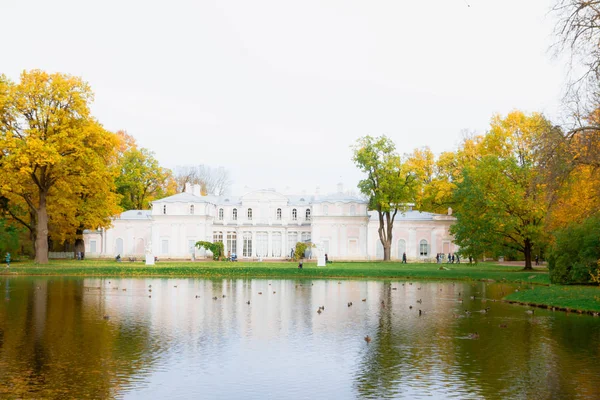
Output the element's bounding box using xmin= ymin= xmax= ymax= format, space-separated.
xmin=408 ymin=228 xmax=417 ymax=259
xmin=430 ymin=228 xmax=437 ymax=257
xmin=152 ymin=222 xmax=160 ymax=256
xmin=252 ymin=230 xmax=257 ymax=257
xmin=340 ymin=224 xmax=347 ymax=257
xmin=331 ymin=224 xmax=338 ymax=256
xmin=359 ymin=224 xmax=367 ymax=260
xmin=267 ymin=231 xmax=272 ymax=258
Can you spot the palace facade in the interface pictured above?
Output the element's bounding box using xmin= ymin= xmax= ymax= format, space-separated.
xmin=83 ymin=185 xmax=458 ymax=261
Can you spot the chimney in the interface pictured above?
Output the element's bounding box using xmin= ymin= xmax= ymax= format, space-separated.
xmin=448 ymin=207 xmax=453 ymax=216
xmin=337 ymin=182 xmax=343 ymax=193
xmin=184 ymin=182 xmax=192 ymax=193
xmin=193 ymin=184 xmax=201 ymax=197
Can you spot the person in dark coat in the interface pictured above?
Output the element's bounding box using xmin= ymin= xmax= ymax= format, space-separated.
xmin=402 ymin=252 xmax=407 ymax=264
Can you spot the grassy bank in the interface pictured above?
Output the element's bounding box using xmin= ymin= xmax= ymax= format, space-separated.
xmin=504 ymin=285 xmax=600 ymax=313
xmin=1 ymin=259 xmax=550 ymax=284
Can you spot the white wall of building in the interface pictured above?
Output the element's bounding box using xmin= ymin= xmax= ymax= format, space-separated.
xmin=84 ymin=187 xmax=457 ymax=261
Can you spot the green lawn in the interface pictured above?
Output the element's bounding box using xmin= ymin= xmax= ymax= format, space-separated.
xmin=505 ymin=285 xmax=600 ymax=313
xmin=1 ymin=259 xmax=550 ymax=284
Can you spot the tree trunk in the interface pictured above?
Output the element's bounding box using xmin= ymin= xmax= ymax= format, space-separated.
xmin=383 ymin=243 xmax=391 ymax=261
xmin=523 ymin=239 xmax=533 ymax=271
xmin=34 ymin=192 xmax=49 ymax=264
xmin=74 ymin=228 xmax=85 ymax=259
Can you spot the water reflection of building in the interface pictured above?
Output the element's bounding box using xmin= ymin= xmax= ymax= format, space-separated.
xmin=84 ymin=185 xmax=457 ymax=261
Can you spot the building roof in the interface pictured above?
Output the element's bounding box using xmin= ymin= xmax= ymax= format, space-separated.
xmin=118 ymin=210 xmax=153 ymax=220
xmin=312 ymin=193 xmax=367 ymax=204
xmin=150 ymin=190 xmax=367 ymax=206
xmin=152 ymin=192 xmax=218 ymax=204
xmin=368 ymin=210 xmax=454 ymax=221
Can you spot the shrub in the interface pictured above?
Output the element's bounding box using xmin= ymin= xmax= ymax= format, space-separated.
xmin=548 ymin=214 xmax=600 ymax=284
xmin=293 ymin=242 xmax=314 ymax=261
xmin=195 ymin=241 xmax=224 ymax=261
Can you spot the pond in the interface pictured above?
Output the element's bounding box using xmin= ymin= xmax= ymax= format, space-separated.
xmin=0 ymin=277 xmax=599 ymax=399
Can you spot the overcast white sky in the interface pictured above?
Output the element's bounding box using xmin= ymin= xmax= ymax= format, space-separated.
xmin=2 ymin=0 xmax=566 ymax=195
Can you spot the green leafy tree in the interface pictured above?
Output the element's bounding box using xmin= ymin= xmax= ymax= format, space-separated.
xmin=352 ymin=135 xmax=416 ymax=260
xmin=0 ymin=217 xmax=20 ymax=255
xmin=115 ymin=146 xmax=176 ymax=210
xmin=548 ymin=213 xmax=600 ymax=284
xmin=450 ymin=112 xmax=552 ymax=270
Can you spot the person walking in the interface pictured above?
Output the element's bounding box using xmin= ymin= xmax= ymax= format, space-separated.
xmin=402 ymin=252 xmax=407 ymax=264
xmin=5 ymin=252 xmax=10 ymax=268
xmin=535 ymin=255 xmax=539 ymax=266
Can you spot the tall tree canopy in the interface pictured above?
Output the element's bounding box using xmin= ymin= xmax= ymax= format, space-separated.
xmin=450 ymin=111 xmax=553 ymax=270
xmin=114 ymin=135 xmax=176 ymax=210
xmin=352 ymin=135 xmax=416 ymax=261
xmin=0 ymin=70 xmax=120 ymax=263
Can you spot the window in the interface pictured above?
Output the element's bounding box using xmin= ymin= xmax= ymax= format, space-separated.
xmin=243 ymin=232 xmax=252 ymax=257
xmin=227 ymin=232 xmax=237 ymax=255
xmin=190 ymin=204 xmax=194 ymax=215
xmin=348 ymin=239 xmax=358 ymax=255
xmin=323 ymin=205 xmax=329 ymax=216
xmin=276 ymin=208 xmax=282 ymax=220
xmin=419 ymin=239 xmax=429 ymax=256
xmin=90 ymin=240 xmax=97 ymax=253
xmin=248 ymin=208 xmax=253 ymax=220
xmin=292 ymin=208 xmax=297 ymax=220
xmin=272 ymin=232 xmax=282 ymax=257
xmin=218 ymin=208 xmax=224 ymax=220
xmin=322 ymin=239 xmax=330 ymax=254
xmin=161 ymin=239 xmax=169 ymax=255
xmin=350 ymin=205 xmax=356 ymax=215
xmin=213 ymin=231 xmax=223 ymax=244
xmin=115 ymin=238 xmax=124 ymax=255
xmin=188 ymin=240 xmax=196 ymax=254
xmin=163 ymin=205 xmax=167 ymax=215
xmin=397 ymin=239 xmax=406 ymax=259
xmin=301 ymin=232 xmax=312 ymax=257
xmin=305 ymin=208 xmax=311 ymax=221
xmin=287 ymin=232 xmax=298 ymax=256
xmin=232 ymin=208 xmax=238 ymax=220
xmin=256 ymin=232 xmax=268 ymax=257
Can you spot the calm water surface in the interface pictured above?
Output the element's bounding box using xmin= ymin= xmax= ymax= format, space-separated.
xmin=0 ymin=277 xmax=599 ymax=399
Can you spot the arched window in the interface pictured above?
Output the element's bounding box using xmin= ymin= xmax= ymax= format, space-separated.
xmin=323 ymin=205 xmax=329 ymax=216
xmin=419 ymin=239 xmax=429 ymax=256
xmin=292 ymin=208 xmax=297 ymax=220
xmin=190 ymin=205 xmax=194 ymax=215
xmin=350 ymin=205 xmax=356 ymax=215
xmin=247 ymin=208 xmax=253 ymax=220
xmin=305 ymin=208 xmax=311 ymax=221
xmin=397 ymin=239 xmax=406 ymax=259
xmin=232 ymin=208 xmax=237 ymax=220
xmin=163 ymin=205 xmax=167 ymax=215
xmin=218 ymin=208 xmax=224 ymax=220
xmin=276 ymin=208 xmax=282 ymax=220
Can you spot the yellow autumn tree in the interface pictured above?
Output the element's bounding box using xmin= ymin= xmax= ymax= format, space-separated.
xmin=0 ymin=70 xmax=120 ymax=263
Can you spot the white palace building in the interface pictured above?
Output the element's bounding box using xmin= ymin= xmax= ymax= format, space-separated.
xmin=83 ymin=184 xmax=458 ymax=262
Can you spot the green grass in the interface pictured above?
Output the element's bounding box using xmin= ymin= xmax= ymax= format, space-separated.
xmin=504 ymin=285 xmax=600 ymax=312
xmin=1 ymin=259 xmax=550 ymax=284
